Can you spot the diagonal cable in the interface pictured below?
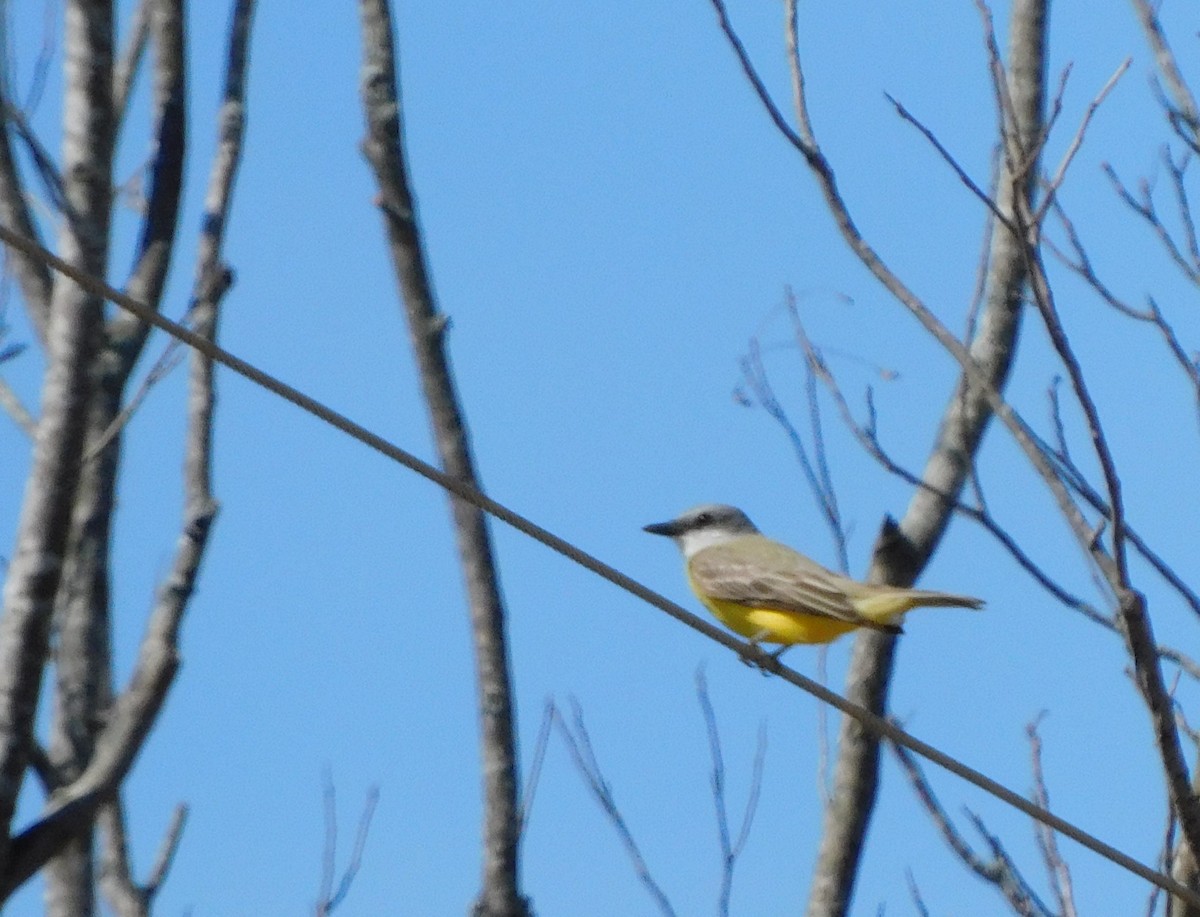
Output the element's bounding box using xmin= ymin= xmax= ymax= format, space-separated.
xmin=1 ymin=222 xmax=1196 ymax=909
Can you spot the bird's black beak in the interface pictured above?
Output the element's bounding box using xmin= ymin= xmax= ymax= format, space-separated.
xmin=643 ymin=519 xmax=683 ymax=537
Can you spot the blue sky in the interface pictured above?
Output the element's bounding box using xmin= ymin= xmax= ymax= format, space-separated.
xmin=3 ymin=1 xmax=1199 ymax=914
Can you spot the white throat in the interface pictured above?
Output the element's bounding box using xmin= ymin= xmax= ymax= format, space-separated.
xmin=674 ymin=526 xmax=745 ymax=559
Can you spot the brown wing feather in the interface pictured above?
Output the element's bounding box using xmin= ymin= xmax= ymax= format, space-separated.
xmin=689 ymin=536 xmax=891 ymax=630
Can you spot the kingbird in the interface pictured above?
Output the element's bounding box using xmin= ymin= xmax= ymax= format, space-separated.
xmin=644 ymin=504 xmax=983 ymax=645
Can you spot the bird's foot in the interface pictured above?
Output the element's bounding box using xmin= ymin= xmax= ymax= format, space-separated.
xmin=736 ymin=633 xmax=782 ymax=675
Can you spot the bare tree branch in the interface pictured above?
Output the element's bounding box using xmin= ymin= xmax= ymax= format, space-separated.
xmin=98 ymin=800 xmax=188 ymax=917
xmin=1049 ymin=202 xmax=1200 ymax=432
xmin=900 ymin=58 xmax=1200 ymax=887
xmin=798 ymin=337 xmax=1200 ymax=681
xmin=0 ymin=96 xmax=52 ymax=337
xmin=1047 ymin=197 xmax=1153 ymax=319
xmin=700 ymin=0 xmax=1045 ymax=910
xmin=1035 ymin=59 xmax=1130 ymax=224
xmin=554 ymin=701 xmax=677 ymax=917
xmin=8 ymin=217 xmax=1200 ymax=908
xmin=905 ymin=869 xmax=932 ymax=917
xmin=1036 ymin=398 xmax=1200 ymax=622
xmin=0 ymin=375 xmax=35 ymax=435
xmin=1161 ymin=148 xmax=1200 ymax=273
xmin=724 ymin=0 xmax=1200 ymax=896
xmin=113 ymin=0 xmax=187 ymax=365
xmin=1019 ymin=210 xmax=1200 ymax=857
xmin=1026 ymin=716 xmax=1076 ymax=917
xmin=1130 ymin=0 xmax=1200 ymax=150
xmin=967 ymin=809 xmax=1055 ymax=917
xmin=314 ymin=773 xmax=379 ymax=917
xmin=112 ymin=0 xmax=152 ymax=127
xmin=696 ymin=667 xmax=766 ymax=917
xmin=738 ymin=296 xmax=849 ymax=572
xmin=1 ymin=488 xmax=217 ymax=900
xmin=884 ymin=92 xmax=1014 ymax=232
xmin=518 ymin=700 xmax=555 ymax=836
xmin=357 ymin=4 xmax=528 ymax=915
xmin=142 ymin=803 xmax=187 ymax=900
xmin=787 ymin=294 xmax=851 ymax=572
xmin=1167 ymin=748 xmax=1200 ymax=917
xmin=1152 ymin=809 xmax=1176 ymax=917
xmin=892 ymin=737 xmax=1052 ymax=917
xmin=0 ymin=0 xmax=252 ymax=901
xmin=0 ymin=0 xmax=114 ymax=881
xmin=1103 ymin=162 xmax=1200 ymax=294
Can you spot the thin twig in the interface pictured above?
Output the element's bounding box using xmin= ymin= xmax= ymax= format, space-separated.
xmin=1146 ymin=804 xmax=1174 ymax=917
xmin=973 ymin=0 xmax=1021 ymax=176
xmin=966 ymin=146 xmax=1002 ymax=339
xmin=905 ymin=869 xmax=932 ymax=917
xmin=98 ymin=798 xmax=188 ymax=916
xmin=739 ymin=302 xmax=848 ymax=571
xmin=113 ymin=0 xmax=153 ymax=125
xmin=1034 ymin=411 xmax=1200 ymax=622
xmin=1163 ymin=147 xmax=1200 ymax=274
xmin=892 ymin=736 xmax=1051 ymax=917
xmin=1130 ymin=0 xmax=1200 ymax=150
xmin=318 ymin=772 xmax=337 ymax=916
xmin=1047 ymin=199 xmax=1153 ymax=319
xmin=884 ymin=92 xmax=1014 ymax=233
xmin=1034 ymin=58 xmax=1130 ymax=224
xmin=1049 ymin=193 xmax=1200 ymax=435
xmin=812 ymin=352 xmax=1200 ymax=680
xmin=785 ymin=291 xmax=850 ymax=571
xmin=0 ymin=375 xmax=35 ymax=435
xmin=816 ymin=645 xmax=832 ymax=806
xmin=518 ymin=699 xmax=555 ymax=836
xmin=1027 ymin=715 xmax=1076 ymax=917
xmin=84 ymin=337 xmax=186 ymax=461
xmin=1103 ymin=163 xmax=1200 ymax=287
xmin=143 ymin=804 xmax=188 ymax=898
xmin=733 ymin=723 xmax=767 ymax=864
xmin=315 ymin=774 xmax=380 ymax=917
xmin=707 ymin=0 xmax=812 ymax=162
xmin=966 ymin=809 xmax=1055 ymax=917
xmin=0 ymin=97 xmax=70 ymax=218
xmin=696 ymin=667 xmax=766 ymax=917
xmin=555 ymin=700 xmax=677 ymax=917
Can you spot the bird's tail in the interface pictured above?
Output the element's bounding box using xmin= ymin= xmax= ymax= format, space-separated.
xmin=855 ymin=589 xmax=984 ymax=620
xmin=904 ymin=590 xmax=984 ymax=610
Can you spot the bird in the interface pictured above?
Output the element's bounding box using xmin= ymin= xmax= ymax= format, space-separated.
xmin=644 ymin=503 xmax=983 ymax=645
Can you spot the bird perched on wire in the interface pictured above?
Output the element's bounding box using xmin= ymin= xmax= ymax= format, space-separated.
xmin=644 ymin=504 xmax=982 ymax=646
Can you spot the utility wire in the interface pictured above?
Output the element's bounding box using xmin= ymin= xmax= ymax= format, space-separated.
xmin=3 ymin=222 xmax=1197 ymax=909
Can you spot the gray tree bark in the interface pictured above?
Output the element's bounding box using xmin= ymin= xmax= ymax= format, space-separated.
xmin=804 ymin=3 xmax=1048 ymax=915
xmin=0 ymin=0 xmax=253 ymax=910
xmin=358 ymin=2 xmax=531 ymax=914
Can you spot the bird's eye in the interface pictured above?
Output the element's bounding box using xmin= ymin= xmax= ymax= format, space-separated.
xmin=695 ymin=512 xmax=712 ymax=525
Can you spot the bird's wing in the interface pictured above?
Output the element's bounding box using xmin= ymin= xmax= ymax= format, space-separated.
xmin=689 ymin=537 xmax=885 ymax=628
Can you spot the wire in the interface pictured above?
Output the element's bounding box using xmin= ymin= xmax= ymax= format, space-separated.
xmin=3 ymin=222 xmax=1197 ymax=909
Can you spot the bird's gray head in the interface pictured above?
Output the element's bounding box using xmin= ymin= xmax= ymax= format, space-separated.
xmin=643 ymin=504 xmax=760 ymax=557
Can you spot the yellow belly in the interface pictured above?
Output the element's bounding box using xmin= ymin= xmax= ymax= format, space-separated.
xmin=700 ymin=596 xmax=857 ymax=645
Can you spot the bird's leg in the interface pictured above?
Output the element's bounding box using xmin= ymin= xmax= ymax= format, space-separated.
xmin=735 ymin=642 xmax=759 ymax=667
xmin=736 ymin=631 xmax=779 ymax=674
